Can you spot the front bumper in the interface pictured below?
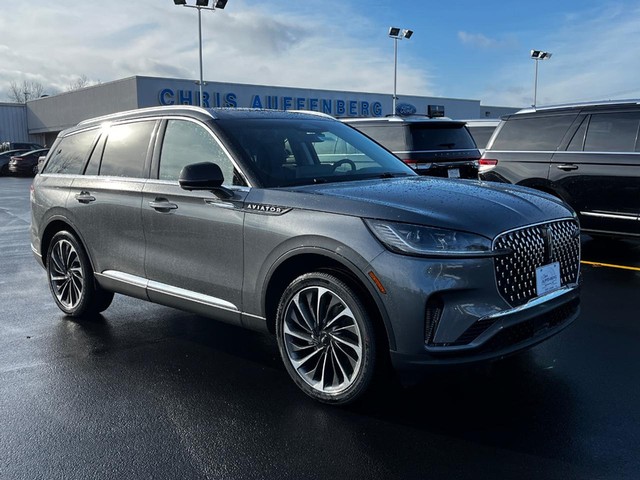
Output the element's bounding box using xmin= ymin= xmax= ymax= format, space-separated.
xmin=390 ymin=285 xmax=579 ymax=370
xmin=368 ymin=250 xmax=580 ymax=370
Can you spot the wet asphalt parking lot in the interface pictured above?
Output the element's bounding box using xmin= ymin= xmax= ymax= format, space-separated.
xmin=1 ymin=176 xmax=639 ymax=480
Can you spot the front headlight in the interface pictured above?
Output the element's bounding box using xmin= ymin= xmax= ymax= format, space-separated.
xmin=364 ymin=219 xmax=492 ymax=257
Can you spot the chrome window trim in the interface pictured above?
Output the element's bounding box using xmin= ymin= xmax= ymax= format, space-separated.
xmin=394 ymin=148 xmax=478 ymax=155
xmin=158 ymin=115 xmax=252 ymax=188
xmin=487 ymin=149 xmax=640 ymax=155
xmin=484 ymin=150 xmax=559 ymax=155
xmin=555 ymin=150 xmax=640 ymax=155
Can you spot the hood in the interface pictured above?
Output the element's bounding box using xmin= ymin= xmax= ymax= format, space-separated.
xmin=245 ymin=177 xmax=576 ymax=239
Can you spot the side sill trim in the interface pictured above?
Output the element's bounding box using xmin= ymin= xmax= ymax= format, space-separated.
xmin=99 ymin=270 xmax=238 ymax=312
xmin=580 ymin=211 xmax=639 ymax=221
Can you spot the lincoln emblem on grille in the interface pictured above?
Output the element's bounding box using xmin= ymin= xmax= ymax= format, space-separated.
xmin=542 ymin=226 xmax=554 ymax=263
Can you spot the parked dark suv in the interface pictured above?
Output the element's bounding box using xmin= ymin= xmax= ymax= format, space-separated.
xmin=481 ymin=100 xmax=640 ymax=238
xmin=0 ymin=141 xmax=43 ymax=152
xmin=342 ymin=115 xmax=481 ymax=179
xmin=31 ymin=106 xmax=581 ymax=404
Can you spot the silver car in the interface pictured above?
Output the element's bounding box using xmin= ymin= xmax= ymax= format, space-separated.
xmin=31 ymin=106 xmax=581 ymax=404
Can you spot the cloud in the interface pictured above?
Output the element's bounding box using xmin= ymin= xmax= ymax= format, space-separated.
xmin=458 ymin=31 xmax=517 ymax=49
xmin=479 ymin=3 xmax=640 ymax=107
xmin=0 ymin=0 xmax=434 ymax=102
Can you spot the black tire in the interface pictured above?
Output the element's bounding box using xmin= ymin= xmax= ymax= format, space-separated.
xmin=46 ymin=231 xmax=114 ymax=317
xmin=276 ymin=272 xmax=376 ymax=405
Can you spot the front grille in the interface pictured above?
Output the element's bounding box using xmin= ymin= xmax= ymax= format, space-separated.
xmin=493 ymin=220 xmax=580 ymax=307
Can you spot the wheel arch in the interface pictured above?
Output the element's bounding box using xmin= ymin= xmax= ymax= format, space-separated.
xmin=517 ymin=178 xmax=571 ymax=203
xmin=263 ymin=250 xmax=396 ymax=351
xmin=40 ymin=218 xmax=95 ymax=272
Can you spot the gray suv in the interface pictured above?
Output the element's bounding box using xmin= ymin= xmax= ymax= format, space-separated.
xmin=31 ymin=106 xmax=581 ymax=404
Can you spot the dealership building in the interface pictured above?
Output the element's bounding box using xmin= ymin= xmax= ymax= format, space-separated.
xmin=1 ymin=75 xmax=517 ymax=147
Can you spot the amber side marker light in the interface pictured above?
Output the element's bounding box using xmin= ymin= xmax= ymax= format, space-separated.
xmin=368 ymin=271 xmax=387 ymax=294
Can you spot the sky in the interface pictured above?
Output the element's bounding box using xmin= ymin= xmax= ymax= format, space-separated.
xmin=1 ymin=0 xmax=639 ymax=108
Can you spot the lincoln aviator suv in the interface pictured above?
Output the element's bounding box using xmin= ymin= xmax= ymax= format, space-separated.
xmin=31 ymin=106 xmax=581 ymax=404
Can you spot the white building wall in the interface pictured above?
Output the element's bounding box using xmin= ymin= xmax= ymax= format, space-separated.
xmin=21 ymin=75 xmax=517 ymax=141
xmin=27 ymin=77 xmax=140 ymax=135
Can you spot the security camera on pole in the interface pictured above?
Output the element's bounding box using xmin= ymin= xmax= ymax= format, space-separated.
xmin=172 ymin=0 xmax=229 ymax=107
xmin=530 ymin=49 xmax=552 ymax=108
xmin=388 ymin=27 xmax=413 ymax=116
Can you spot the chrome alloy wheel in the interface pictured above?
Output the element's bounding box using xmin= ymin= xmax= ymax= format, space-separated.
xmin=282 ymin=286 xmax=363 ymax=395
xmin=49 ymin=239 xmax=84 ymax=310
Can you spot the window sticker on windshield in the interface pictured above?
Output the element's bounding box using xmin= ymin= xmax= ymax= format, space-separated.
xmin=536 ymin=262 xmax=561 ymax=296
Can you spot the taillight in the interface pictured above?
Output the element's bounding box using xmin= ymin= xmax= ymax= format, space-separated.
xmin=402 ymin=159 xmax=417 ymax=167
xmin=478 ymin=158 xmax=498 ymax=173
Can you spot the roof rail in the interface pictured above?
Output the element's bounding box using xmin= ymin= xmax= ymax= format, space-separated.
xmin=289 ymin=110 xmax=336 ymax=120
xmin=516 ymin=98 xmax=640 ymax=114
xmin=77 ymin=105 xmax=214 ymax=126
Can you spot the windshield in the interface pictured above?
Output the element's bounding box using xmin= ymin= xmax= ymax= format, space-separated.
xmin=216 ymin=118 xmax=416 ymax=187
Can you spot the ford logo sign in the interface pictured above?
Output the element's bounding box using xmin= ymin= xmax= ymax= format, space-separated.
xmin=396 ymin=103 xmax=417 ymax=116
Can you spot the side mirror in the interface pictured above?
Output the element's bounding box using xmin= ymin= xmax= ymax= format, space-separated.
xmin=179 ymin=162 xmax=234 ymax=199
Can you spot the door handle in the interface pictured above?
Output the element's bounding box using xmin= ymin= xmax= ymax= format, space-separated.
xmin=75 ymin=191 xmax=96 ymax=204
xmin=149 ymin=198 xmax=178 ymax=212
xmin=556 ymin=164 xmax=578 ymax=171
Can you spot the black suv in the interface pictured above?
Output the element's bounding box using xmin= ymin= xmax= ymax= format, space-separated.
xmin=480 ymin=100 xmax=640 ymax=239
xmin=342 ymin=116 xmax=481 ymax=179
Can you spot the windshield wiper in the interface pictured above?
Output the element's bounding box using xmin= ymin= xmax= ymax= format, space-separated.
xmin=377 ymin=172 xmax=410 ymax=179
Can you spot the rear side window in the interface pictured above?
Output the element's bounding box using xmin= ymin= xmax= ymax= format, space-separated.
xmin=467 ymin=126 xmax=497 ymax=149
xmin=100 ymin=121 xmax=155 ymax=178
xmin=352 ymin=124 xmax=407 ymax=151
xmin=491 ymin=114 xmax=577 ymax=151
xmin=583 ymin=112 xmax=640 ymax=152
xmin=408 ymin=124 xmax=476 ymax=150
xmin=42 ymin=129 xmax=98 ymax=174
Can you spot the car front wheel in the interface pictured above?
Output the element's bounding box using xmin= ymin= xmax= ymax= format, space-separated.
xmin=276 ymin=272 xmax=376 ymax=405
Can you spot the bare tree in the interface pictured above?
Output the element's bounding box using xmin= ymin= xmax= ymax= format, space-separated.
xmin=67 ymin=74 xmax=89 ymax=92
xmin=8 ymin=80 xmax=46 ymax=103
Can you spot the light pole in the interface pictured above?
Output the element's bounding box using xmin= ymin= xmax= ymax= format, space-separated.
xmin=530 ymin=49 xmax=552 ymax=108
xmin=173 ymin=0 xmax=228 ymax=107
xmin=388 ymin=27 xmax=413 ymax=116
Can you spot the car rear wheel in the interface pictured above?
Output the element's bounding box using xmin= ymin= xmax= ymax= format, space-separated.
xmin=46 ymin=231 xmax=114 ymax=317
xmin=276 ymin=272 xmax=376 ymax=405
